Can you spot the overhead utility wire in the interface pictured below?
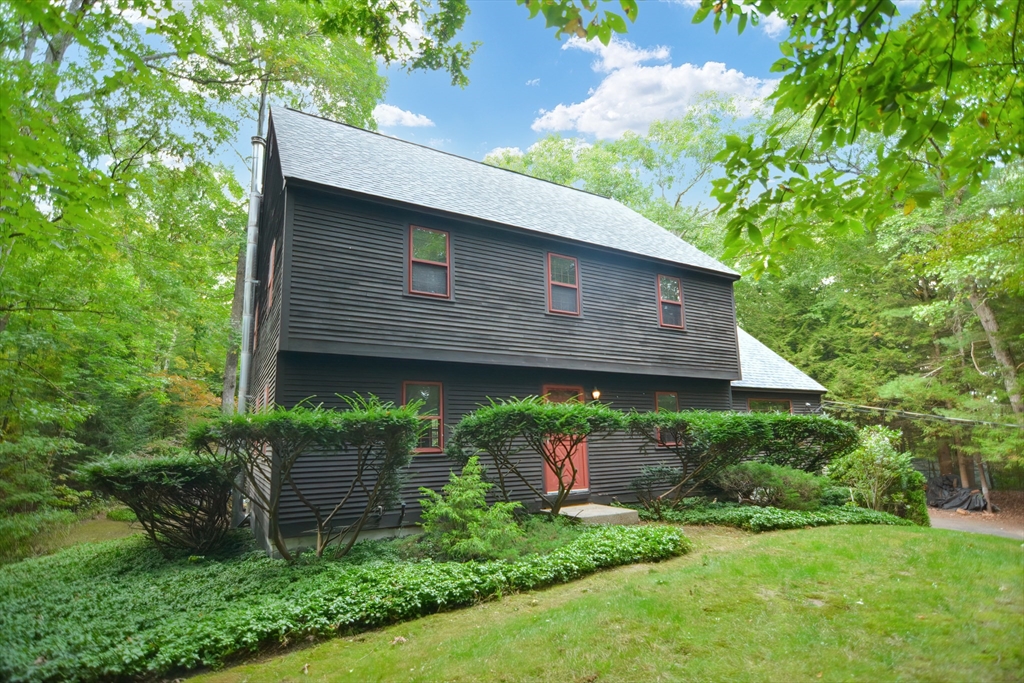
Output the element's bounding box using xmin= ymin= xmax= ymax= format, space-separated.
xmin=822 ymin=400 xmax=1024 ymax=429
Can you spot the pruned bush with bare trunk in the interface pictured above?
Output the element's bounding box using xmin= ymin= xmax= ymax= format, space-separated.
xmin=188 ymin=398 xmax=421 ymax=561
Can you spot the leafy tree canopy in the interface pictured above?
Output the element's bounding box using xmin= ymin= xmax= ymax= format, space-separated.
xmin=518 ymin=0 xmax=1023 ymax=274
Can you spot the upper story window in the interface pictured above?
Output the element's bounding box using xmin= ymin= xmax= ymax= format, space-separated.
xmin=657 ymin=274 xmax=684 ymax=329
xmin=748 ymin=398 xmax=792 ymax=414
xmin=409 ymin=226 xmax=450 ymax=298
xmin=548 ymin=253 xmax=580 ymax=315
xmin=404 ymin=381 xmax=444 ymax=452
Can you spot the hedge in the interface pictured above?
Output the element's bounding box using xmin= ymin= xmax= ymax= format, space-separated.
xmin=636 ymin=504 xmax=913 ymax=533
xmin=0 ymin=525 xmax=688 ymax=682
xmin=77 ymin=451 xmax=235 ymax=555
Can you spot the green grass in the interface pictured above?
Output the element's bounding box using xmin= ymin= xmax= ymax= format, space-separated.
xmin=194 ymin=525 xmax=1024 ymax=683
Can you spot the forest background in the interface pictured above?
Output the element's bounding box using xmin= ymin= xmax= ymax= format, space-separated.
xmin=1 ymin=0 xmax=1021 ymax=538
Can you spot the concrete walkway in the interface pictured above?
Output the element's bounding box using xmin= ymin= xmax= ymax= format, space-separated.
xmin=558 ymin=503 xmax=639 ymax=525
xmin=928 ymin=509 xmax=1024 ymax=541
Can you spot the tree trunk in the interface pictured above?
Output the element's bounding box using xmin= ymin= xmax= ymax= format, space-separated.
xmin=936 ymin=439 xmax=953 ymax=476
xmin=968 ymin=288 xmax=1023 ymax=416
xmin=221 ymin=245 xmax=245 ymax=414
xmin=973 ymin=454 xmax=992 ymax=513
xmin=953 ymin=434 xmax=974 ymax=488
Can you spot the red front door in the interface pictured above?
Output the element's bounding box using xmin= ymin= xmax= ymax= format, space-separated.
xmin=542 ymin=385 xmax=589 ymax=494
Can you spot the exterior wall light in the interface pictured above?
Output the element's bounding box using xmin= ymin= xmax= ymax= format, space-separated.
xmin=591 ymin=388 xmax=601 ymax=400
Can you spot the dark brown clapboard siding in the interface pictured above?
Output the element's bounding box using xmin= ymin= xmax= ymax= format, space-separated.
xmin=249 ymin=122 xmax=287 ymax=415
xmin=280 ymin=189 xmax=741 ymax=380
xmin=272 ymin=352 xmax=731 ymax=536
xmin=731 ymin=390 xmax=823 ymax=415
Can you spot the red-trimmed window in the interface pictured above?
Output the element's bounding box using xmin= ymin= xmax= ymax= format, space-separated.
xmin=409 ymin=226 xmax=450 ymax=297
xmin=748 ymin=398 xmax=792 ymax=414
xmin=263 ymin=385 xmax=270 ymax=412
xmin=548 ymin=253 xmax=580 ymax=315
xmin=267 ymin=239 xmax=276 ymax=308
xmin=658 ymin=274 xmax=684 ymax=329
xmin=404 ymin=381 xmax=443 ymax=452
xmin=655 ymin=391 xmax=679 ymax=446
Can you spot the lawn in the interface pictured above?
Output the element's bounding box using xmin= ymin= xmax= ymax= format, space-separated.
xmin=195 ymin=525 xmax=1024 ymax=683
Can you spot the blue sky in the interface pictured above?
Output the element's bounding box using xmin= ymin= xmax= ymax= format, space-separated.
xmin=373 ymin=1 xmax=786 ymax=163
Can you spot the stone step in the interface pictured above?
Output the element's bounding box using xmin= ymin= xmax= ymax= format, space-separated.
xmin=558 ymin=503 xmax=639 ymax=525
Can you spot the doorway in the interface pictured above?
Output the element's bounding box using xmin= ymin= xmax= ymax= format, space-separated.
xmin=541 ymin=384 xmax=589 ymax=495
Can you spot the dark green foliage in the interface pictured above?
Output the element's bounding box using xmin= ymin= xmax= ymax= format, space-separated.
xmin=637 ymin=503 xmax=913 ymax=533
xmin=78 ymin=451 xmax=236 ymax=555
xmin=714 ymin=463 xmax=824 ymax=511
xmin=820 ymin=484 xmax=853 ymax=508
xmin=753 ymin=414 xmax=859 ymax=472
xmin=0 ymin=436 xmax=99 ymax=563
xmin=900 ymin=470 xmax=930 ymax=527
xmin=0 ymin=436 xmax=84 ymax=514
xmin=629 ymin=464 xmax=685 ymax=519
xmin=0 ymin=526 xmax=689 ymax=682
xmin=447 ymin=397 xmax=626 ymax=515
xmin=446 ymin=397 xmax=537 ymax=502
xmin=626 ymin=411 xmax=859 ymax=503
xmin=626 ymin=410 xmax=771 ymax=500
xmin=419 ymin=457 xmax=523 ymax=561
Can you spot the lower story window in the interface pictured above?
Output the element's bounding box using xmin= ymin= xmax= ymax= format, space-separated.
xmin=748 ymin=398 xmax=792 ymax=413
xmin=655 ymin=391 xmax=679 ymax=445
xmin=404 ymin=381 xmax=443 ymax=451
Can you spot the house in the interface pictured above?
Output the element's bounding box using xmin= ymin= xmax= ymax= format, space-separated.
xmin=732 ymin=328 xmax=826 ymax=414
xmin=247 ymin=108 xmax=824 ymax=552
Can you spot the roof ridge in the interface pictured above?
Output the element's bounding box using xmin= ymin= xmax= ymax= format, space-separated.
xmin=278 ymin=107 xmax=614 ymax=201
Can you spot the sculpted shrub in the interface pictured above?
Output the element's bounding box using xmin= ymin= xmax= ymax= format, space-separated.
xmin=448 ymin=397 xmax=625 ymax=515
xmin=754 ymin=414 xmax=859 ymax=472
xmin=188 ymin=398 xmax=421 ymax=560
xmin=626 ymin=410 xmax=770 ymax=501
xmin=78 ymin=451 xmax=236 ymax=556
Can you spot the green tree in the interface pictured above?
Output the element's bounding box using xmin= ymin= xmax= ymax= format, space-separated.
xmin=518 ymin=0 xmax=1023 ymax=273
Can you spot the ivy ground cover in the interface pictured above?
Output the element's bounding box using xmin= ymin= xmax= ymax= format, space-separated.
xmin=637 ymin=503 xmax=915 ymax=532
xmin=0 ymin=525 xmax=687 ymax=682
xmin=196 ymin=525 xmax=1024 ymax=683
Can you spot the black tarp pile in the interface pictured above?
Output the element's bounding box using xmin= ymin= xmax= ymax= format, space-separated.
xmin=926 ymin=474 xmax=998 ymax=511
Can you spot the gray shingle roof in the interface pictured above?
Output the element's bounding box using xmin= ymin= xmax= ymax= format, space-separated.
xmin=734 ymin=328 xmax=827 ymax=393
xmin=270 ymin=108 xmax=736 ymax=277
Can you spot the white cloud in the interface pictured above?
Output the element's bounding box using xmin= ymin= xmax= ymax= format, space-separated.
xmin=759 ymin=12 xmax=789 ymax=38
xmin=426 ymin=137 xmax=451 ymax=148
xmin=373 ymin=104 xmax=435 ymax=128
xmin=525 ymin=78 xmax=540 ymax=86
xmin=565 ymin=36 xmax=670 ymax=73
xmin=532 ymin=37 xmax=775 ymax=138
xmin=485 ymin=146 xmax=524 ymax=159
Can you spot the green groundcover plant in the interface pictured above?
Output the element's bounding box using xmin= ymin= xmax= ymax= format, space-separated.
xmin=634 ymin=503 xmax=912 ymax=533
xmin=0 ymin=525 xmax=688 ymax=682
